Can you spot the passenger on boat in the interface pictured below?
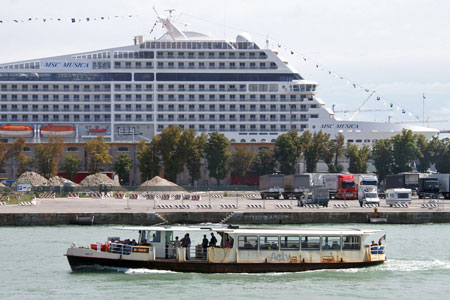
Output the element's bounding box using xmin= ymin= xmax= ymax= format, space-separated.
xmin=181 ymin=234 xmax=191 ymax=260
xmin=202 ymin=235 xmax=209 ymax=259
xmin=224 ymin=240 xmax=230 ymax=248
xmin=209 ymin=233 xmax=217 ymax=247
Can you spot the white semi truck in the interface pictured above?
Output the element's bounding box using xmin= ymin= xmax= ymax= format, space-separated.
xmin=354 ymin=174 xmax=380 ymax=206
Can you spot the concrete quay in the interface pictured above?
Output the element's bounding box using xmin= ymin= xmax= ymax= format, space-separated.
xmin=1 ymin=196 xmax=449 ymax=226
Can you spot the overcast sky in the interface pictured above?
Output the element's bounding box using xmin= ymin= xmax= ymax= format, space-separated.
xmin=1 ymin=0 xmax=449 ymax=131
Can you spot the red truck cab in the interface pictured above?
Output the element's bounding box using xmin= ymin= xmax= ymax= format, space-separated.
xmin=337 ymin=174 xmax=357 ymax=199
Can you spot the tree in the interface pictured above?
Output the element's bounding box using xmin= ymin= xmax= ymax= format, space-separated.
xmin=158 ymin=126 xmax=184 ymax=182
xmin=85 ymin=135 xmax=112 ymax=174
xmin=113 ymin=153 xmax=132 ymax=185
xmin=301 ymin=130 xmax=330 ymax=173
xmin=274 ymin=130 xmax=300 ymax=175
xmin=430 ymin=137 xmax=450 ymax=173
xmin=137 ymin=139 xmax=161 ymax=182
xmin=0 ymin=143 xmax=8 ymax=173
xmin=392 ymin=129 xmax=418 ymax=173
xmin=204 ymin=132 xmax=230 ymax=185
xmin=415 ymin=134 xmax=431 ymax=172
xmin=229 ymin=147 xmax=255 ymax=184
xmin=251 ymin=148 xmax=276 ymax=176
xmin=8 ymin=138 xmax=32 ymax=178
xmin=333 ymin=133 xmax=345 ymax=173
xmin=372 ymin=139 xmax=393 ymax=183
xmin=61 ymin=154 xmax=81 ymax=181
xmin=35 ymin=137 xmax=64 ymax=178
xmin=346 ymin=143 xmax=371 ymax=173
xmin=185 ymin=133 xmax=207 ymax=185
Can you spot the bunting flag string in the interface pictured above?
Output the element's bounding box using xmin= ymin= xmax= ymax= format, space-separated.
xmin=0 ymin=14 xmax=138 ymax=24
xmin=273 ymin=38 xmax=421 ymax=120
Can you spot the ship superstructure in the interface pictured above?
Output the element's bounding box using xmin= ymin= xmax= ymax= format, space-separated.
xmin=0 ymin=12 xmax=439 ymax=144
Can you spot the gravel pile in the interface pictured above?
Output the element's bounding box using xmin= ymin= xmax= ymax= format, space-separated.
xmin=139 ymin=176 xmax=185 ymax=191
xmin=47 ymin=176 xmax=79 ymax=187
xmin=14 ymin=171 xmax=48 ymax=187
xmin=80 ymin=173 xmax=120 ymax=187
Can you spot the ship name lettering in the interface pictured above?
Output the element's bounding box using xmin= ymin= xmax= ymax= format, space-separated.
xmin=336 ymin=124 xmax=359 ymax=129
xmin=270 ymin=252 xmax=290 ymax=261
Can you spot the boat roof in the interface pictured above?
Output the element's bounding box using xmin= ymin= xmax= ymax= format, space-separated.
xmin=113 ymin=225 xmax=383 ymax=236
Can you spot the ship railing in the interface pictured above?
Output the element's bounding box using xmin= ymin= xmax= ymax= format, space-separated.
xmin=366 ymin=244 xmax=386 ymax=261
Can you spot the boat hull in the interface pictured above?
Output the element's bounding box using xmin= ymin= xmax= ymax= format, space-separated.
xmin=66 ymin=254 xmax=385 ymax=273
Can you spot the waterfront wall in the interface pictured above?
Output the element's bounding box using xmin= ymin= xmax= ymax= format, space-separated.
xmin=2 ymin=211 xmax=450 ymax=226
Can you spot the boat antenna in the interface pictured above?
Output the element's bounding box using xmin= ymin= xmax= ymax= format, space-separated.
xmin=422 ymin=93 xmax=426 ymax=126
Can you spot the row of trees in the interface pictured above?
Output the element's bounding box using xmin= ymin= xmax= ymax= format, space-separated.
xmin=2 ymin=127 xmax=450 ymax=185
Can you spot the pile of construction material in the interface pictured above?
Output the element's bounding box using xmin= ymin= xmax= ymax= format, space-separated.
xmin=79 ymin=173 xmax=121 ymax=187
xmin=47 ymin=176 xmax=79 ymax=187
xmin=14 ymin=171 xmax=48 ymax=187
xmin=138 ymin=176 xmax=185 ymax=192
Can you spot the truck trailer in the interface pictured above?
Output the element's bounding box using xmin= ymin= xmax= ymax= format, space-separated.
xmin=283 ymin=174 xmax=311 ymax=200
xmin=321 ymin=174 xmax=357 ymax=200
xmin=417 ymin=177 xmax=440 ymax=199
xmin=259 ymin=174 xmax=285 ymax=200
xmin=385 ymin=173 xmax=419 ymax=190
xmin=428 ymin=174 xmax=450 ymax=199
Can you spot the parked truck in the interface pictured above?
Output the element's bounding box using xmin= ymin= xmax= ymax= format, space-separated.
xmin=283 ymin=174 xmax=311 ymax=200
xmin=297 ymin=187 xmax=330 ymax=207
xmin=428 ymin=174 xmax=450 ymax=199
xmin=320 ymin=174 xmax=357 ymax=200
xmin=417 ymin=177 xmax=440 ymax=199
xmin=354 ymin=174 xmax=380 ymax=206
xmin=259 ymin=174 xmax=285 ymax=199
xmin=385 ymin=173 xmax=419 ymax=190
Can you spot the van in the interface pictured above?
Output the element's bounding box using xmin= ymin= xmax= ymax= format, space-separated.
xmin=385 ymin=188 xmax=412 ymax=207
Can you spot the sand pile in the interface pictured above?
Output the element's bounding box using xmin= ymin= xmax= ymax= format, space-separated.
xmin=139 ymin=176 xmax=185 ymax=191
xmin=47 ymin=176 xmax=79 ymax=187
xmin=80 ymin=173 xmax=120 ymax=187
xmin=0 ymin=182 xmax=6 ymax=188
xmin=14 ymin=171 xmax=48 ymax=186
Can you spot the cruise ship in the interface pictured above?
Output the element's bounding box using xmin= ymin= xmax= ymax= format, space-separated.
xmin=0 ymin=11 xmax=439 ymax=145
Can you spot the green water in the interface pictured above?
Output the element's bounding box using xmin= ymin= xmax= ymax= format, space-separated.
xmin=1 ymin=224 xmax=449 ymax=299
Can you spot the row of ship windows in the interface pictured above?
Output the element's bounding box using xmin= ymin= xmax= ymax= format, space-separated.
xmin=0 ymin=83 xmax=317 ymax=94
xmin=153 ymin=62 xmax=277 ymax=70
xmin=2 ymin=115 xmax=113 ymax=122
xmin=0 ymin=94 xmax=315 ymax=103
xmin=156 ymin=124 xmax=307 ymax=132
xmin=154 ymin=50 xmax=268 ymax=59
xmin=154 ymin=115 xmax=318 ymax=121
xmin=20 ymin=145 xmax=130 ymax=153
xmin=140 ymin=41 xmax=258 ymax=50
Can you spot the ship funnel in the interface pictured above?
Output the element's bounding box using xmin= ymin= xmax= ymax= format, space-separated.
xmin=134 ymin=35 xmax=144 ymax=45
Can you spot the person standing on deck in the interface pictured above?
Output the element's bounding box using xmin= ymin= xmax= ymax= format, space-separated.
xmin=202 ymin=235 xmax=209 ymax=259
xmin=184 ymin=234 xmax=191 ymax=260
xmin=209 ymin=233 xmax=217 ymax=247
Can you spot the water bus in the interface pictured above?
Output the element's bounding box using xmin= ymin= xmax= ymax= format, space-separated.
xmin=65 ymin=225 xmax=386 ymax=273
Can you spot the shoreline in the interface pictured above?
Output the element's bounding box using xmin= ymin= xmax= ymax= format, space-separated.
xmin=2 ymin=210 xmax=450 ymax=226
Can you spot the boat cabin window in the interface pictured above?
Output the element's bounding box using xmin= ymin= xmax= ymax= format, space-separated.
xmin=259 ymin=236 xmax=279 ymax=250
xmin=322 ymin=236 xmax=341 ymax=250
xmin=342 ymin=236 xmax=361 ymax=250
xmin=280 ymin=236 xmax=300 ymax=250
xmin=301 ymin=236 xmax=320 ymax=250
xmin=150 ymin=231 xmax=161 ymax=243
xmin=238 ymin=236 xmax=258 ymax=250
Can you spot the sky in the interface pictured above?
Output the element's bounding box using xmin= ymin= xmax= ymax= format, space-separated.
xmin=0 ymin=0 xmax=449 ymax=132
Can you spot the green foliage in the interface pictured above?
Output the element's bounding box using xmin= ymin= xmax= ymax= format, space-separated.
xmin=301 ymin=130 xmax=330 ymax=173
xmin=158 ymin=126 xmax=185 ymax=182
xmin=229 ymin=147 xmax=255 ymax=184
xmin=204 ymin=132 xmax=230 ymax=185
xmin=415 ymin=134 xmax=432 ymax=172
xmin=392 ymin=129 xmax=418 ymax=173
xmin=113 ymin=153 xmax=132 ymax=185
xmin=430 ymin=137 xmax=450 ymax=173
xmin=85 ymin=135 xmax=112 ymax=174
xmin=61 ymin=154 xmax=81 ymax=181
xmin=346 ymin=143 xmax=371 ymax=174
xmin=35 ymin=137 xmax=64 ymax=179
xmin=184 ymin=133 xmax=207 ymax=185
xmin=274 ymin=130 xmax=300 ymax=175
xmin=8 ymin=138 xmax=33 ymax=178
xmin=137 ymin=139 xmax=161 ymax=182
xmin=372 ymin=139 xmax=393 ymax=183
xmin=251 ymin=148 xmax=276 ymax=176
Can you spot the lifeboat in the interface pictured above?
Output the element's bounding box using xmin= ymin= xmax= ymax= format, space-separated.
xmin=0 ymin=125 xmax=33 ymax=137
xmin=40 ymin=125 xmax=75 ymax=137
xmin=88 ymin=126 xmax=107 ymax=133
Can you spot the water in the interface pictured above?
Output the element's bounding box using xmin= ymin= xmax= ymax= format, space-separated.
xmin=1 ymin=224 xmax=450 ymax=299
